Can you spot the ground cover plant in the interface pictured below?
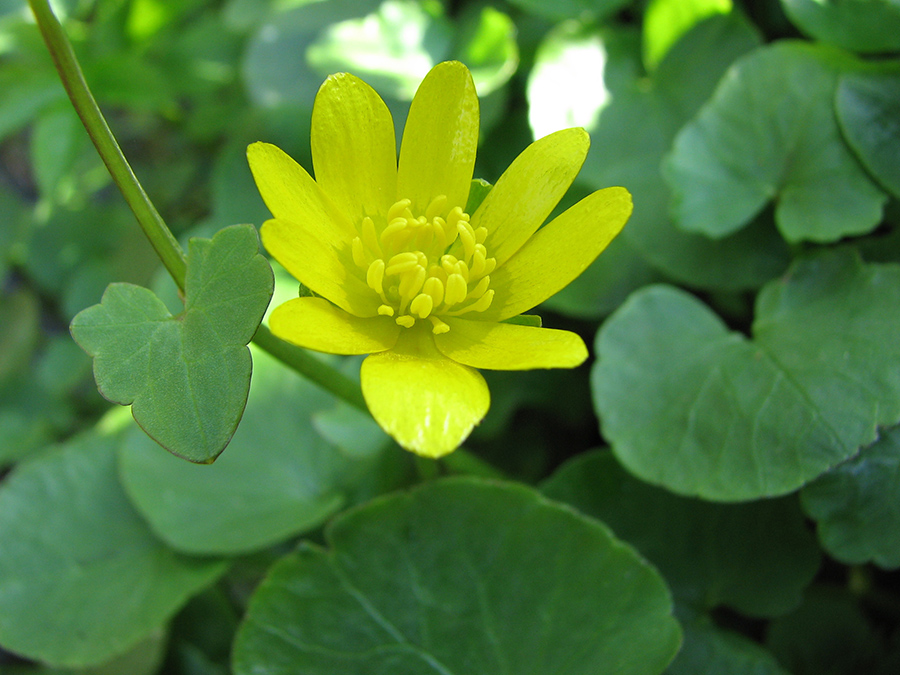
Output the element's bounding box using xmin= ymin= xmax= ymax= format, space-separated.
xmin=1 ymin=0 xmax=899 ymax=673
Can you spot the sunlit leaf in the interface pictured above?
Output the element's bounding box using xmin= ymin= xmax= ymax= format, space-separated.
xmin=643 ymin=0 xmax=732 ymax=71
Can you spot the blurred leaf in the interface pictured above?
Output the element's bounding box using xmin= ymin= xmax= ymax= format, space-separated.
xmin=542 ymin=451 xmax=819 ymax=616
xmin=0 ymin=63 xmax=65 ymax=142
xmin=837 ymin=71 xmax=900 ymax=199
xmin=781 ymin=0 xmax=900 ymax=53
xmin=643 ymin=0 xmax=732 ymax=71
xmin=29 ymin=105 xmax=95 ymax=202
xmin=70 ymin=225 xmax=273 ymax=463
xmin=506 ymin=0 xmax=630 ymax=22
xmin=765 ymin=587 xmax=882 ymax=675
xmin=666 ymin=42 xmax=886 ymax=243
xmin=667 ymin=618 xmax=791 ymax=675
xmin=117 ymin=347 xmax=386 ymax=556
xmin=0 ymin=431 xmax=227 ymax=668
xmin=233 ymin=478 xmax=681 ymax=675
xmin=593 ymin=250 xmax=900 ymax=500
xmin=306 ymin=0 xmax=451 ymax=100
xmin=0 ymin=288 xmax=40 ymax=384
xmin=801 ymin=424 xmax=900 ymax=569
xmin=453 ymin=5 xmax=518 ymax=96
xmin=241 ymin=0 xmax=381 ymax=110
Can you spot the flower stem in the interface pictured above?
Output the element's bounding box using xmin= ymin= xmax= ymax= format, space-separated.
xmin=28 ymin=0 xmax=187 ymax=291
xmin=28 ymin=0 xmax=368 ymax=412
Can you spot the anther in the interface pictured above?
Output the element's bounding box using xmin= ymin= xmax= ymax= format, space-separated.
xmin=366 ymin=259 xmax=385 ymax=293
xmin=445 ymin=273 xmax=468 ymax=307
xmin=425 ymin=195 xmax=447 ymax=220
xmin=378 ymin=304 xmax=395 ymax=316
xmin=467 ymin=275 xmax=490 ymax=300
xmin=385 ymin=252 xmax=420 ymax=276
xmin=429 ymin=316 xmax=450 ymax=334
xmin=422 ymin=276 xmax=444 ymax=307
xmin=388 ymin=199 xmax=412 ymax=222
xmin=352 ymin=237 xmax=367 ymax=268
xmin=410 ymin=293 xmax=433 ymax=319
xmin=396 ymin=315 xmax=415 ymax=328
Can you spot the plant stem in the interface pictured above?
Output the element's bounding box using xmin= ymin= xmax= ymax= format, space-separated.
xmin=27 ymin=0 xmax=368 ymax=412
xmin=28 ymin=0 xmax=187 ymax=291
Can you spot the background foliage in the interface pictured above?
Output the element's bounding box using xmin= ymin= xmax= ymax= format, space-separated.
xmin=1 ymin=0 xmax=899 ymax=673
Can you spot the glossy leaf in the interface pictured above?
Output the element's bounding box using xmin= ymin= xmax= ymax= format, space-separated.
xmin=666 ymin=42 xmax=886 ymax=243
xmin=118 ymin=348 xmax=385 ymax=556
xmin=801 ymin=424 xmax=900 ymax=569
xmin=0 ymin=431 xmax=227 ymax=667
xmin=542 ymin=451 xmax=819 ymax=616
xmin=233 ymin=478 xmax=681 ymax=675
xmin=70 ymin=225 xmax=274 ymax=463
xmin=593 ymin=250 xmax=900 ymax=500
xmin=837 ymin=72 xmax=900 ymax=199
xmin=781 ymin=0 xmax=900 ymax=53
xmin=642 ymin=0 xmax=732 ymax=71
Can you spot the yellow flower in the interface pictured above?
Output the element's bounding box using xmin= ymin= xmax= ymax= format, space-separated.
xmin=248 ymin=61 xmax=631 ymax=458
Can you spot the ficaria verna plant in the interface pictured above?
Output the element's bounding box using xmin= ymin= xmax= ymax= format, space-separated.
xmin=250 ymin=61 xmax=632 ymax=457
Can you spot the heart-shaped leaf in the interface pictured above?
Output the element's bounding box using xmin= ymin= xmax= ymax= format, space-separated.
xmin=592 ymin=249 xmax=900 ymax=500
xmin=666 ymin=42 xmax=886 ymax=243
xmin=232 ymin=478 xmax=681 ymax=675
xmin=70 ymin=224 xmax=273 ymax=463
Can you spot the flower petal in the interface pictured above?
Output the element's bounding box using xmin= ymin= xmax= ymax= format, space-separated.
xmin=435 ymin=319 xmax=587 ymax=370
xmin=480 ymin=187 xmax=632 ymax=322
xmin=247 ymin=142 xmax=356 ymax=242
xmin=311 ymin=73 xmax=398 ymax=225
xmin=269 ymin=297 xmax=400 ymax=355
xmin=474 ymin=128 xmax=590 ymax=266
xmin=397 ymin=61 xmax=479 ymax=214
xmin=261 ymin=218 xmax=379 ymax=317
xmin=361 ymin=327 xmax=489 ymax=458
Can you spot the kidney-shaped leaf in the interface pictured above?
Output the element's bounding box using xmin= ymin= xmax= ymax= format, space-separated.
xmin=666 ymin=42 xmax=886 ymax=243
xmin=70 ymin=225 xmax=274 ymax=463
xmin=233 ymin=478 xmax=681 ymax=675
xmin=801 ymin=424 xmax=900 ymax=570
xmin=593 ymin=249 xmax=900 ymax=500
xmin=0 ymin=431 xmax=227 ymax=668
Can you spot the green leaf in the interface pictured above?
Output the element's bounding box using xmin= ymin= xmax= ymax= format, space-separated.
xmin=0 ymin=431 xmax=227 ymax=668
xmin=592 ymin=249 xmax=900 ymax=500
xmin=118 ymin=347 xmax=387 ymax=556
xmin=801 ymin=424 xmax=900 ymax=569
xmin=70 ymin=225 xmax=274 ymax=463
xmin=837 ymin=72 xmax=900 ymax=199
xmin=232 ymin=478 xmax=681 ymax=675
xmin=781 ymin=0 xmax=900 ymax=53
xmin=540 ymin=17 xmax=789 ymax=291
xmin=666 ymin=42 xmax=886 ymax=243
xmin=542 ymin=451 xmax=819 ymax=616
xmin=506 ymin=0 xmax=630 ymax=22
xmin=765 ymin=587 xmax=882 ymax=675
xmin=0 ymin=288 xmax=40 ymax=385
xmin=642 ymin=0 xmax=732 ymax=71
xmin=667 ymin=618 xmax=791 ymax=675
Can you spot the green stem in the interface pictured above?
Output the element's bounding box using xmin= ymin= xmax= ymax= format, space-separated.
xmin=28 ymin=0 xmax=368 ymax=412
xmin=28 ymin=0 xmax=187 ymax=291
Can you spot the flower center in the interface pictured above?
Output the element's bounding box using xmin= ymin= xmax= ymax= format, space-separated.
xmin=351 ymin=195 xmax=496 ymax=334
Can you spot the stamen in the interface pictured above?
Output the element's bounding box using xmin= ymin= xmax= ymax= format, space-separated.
xmin=361 ymin=217 xmax=381 ymax=256
xmin=425 ymin=195 xmax=448 ymax=220
xmin=385 ymin=252 xmax=420 ymax=276
xmin=458 ymin=221 xmax=477 ymax=260
xmin=398 ymin=265 xmax=426 ymax=301
xmin=423 ymin=276 xmax=444 ymax=307
xmin=366 ymin=259 xmax=385 ymax=293
xmin=445 ymin=273 xmax=468 ymax=307
xmin=378 ymin=305 xmax=395 ymax=316
xmin=410 ymin=293 xmax=433 ymax=319
xmin=467 ymin=275 xmax=490 ymax=300
xmin=396 ymin=315 xmax=415 ymax=328
xmin=429 ymin=316 xmax=450 ymax=334
xmin=352 ymin=237 xmax=367 ymax=268
xmin=388 ymin=199 xmax=412 ymax=222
